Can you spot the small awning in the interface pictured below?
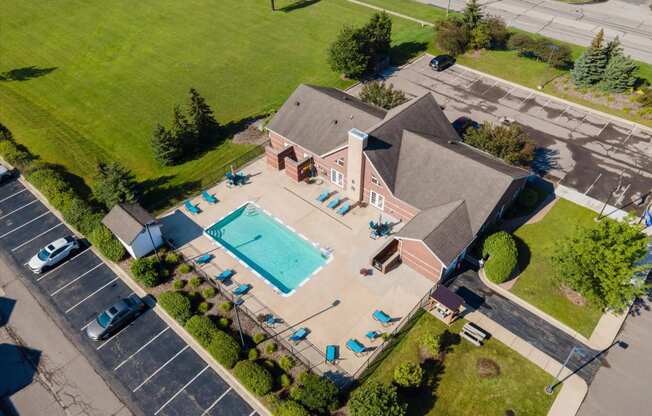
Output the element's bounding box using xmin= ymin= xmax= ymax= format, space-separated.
xmin=430 ymin=285 xmax=464 ymax=311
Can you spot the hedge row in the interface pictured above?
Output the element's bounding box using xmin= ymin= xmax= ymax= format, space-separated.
xmin=233 ymin=360 xmax=273 ymax=396
xmin=482 ymin=231 xmax=518 ymax=284
xmin=0 ymin=132 xmax=125 ymax=261
xmin=158 ymin=291 xmax=193 ymax=325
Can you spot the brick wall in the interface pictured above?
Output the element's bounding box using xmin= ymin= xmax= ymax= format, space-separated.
xmin=361 ymin=156 xmax=419 ymax=222
xmin=399 ymin=239 xmax=444 ymax=283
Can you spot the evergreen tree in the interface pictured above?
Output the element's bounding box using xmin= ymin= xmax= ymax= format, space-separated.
xmin=93 ymin=161 xmax=138 ymax=208
xmin=571 ymin=29 xmax=608 ymax=87
xmin=601 ymin=53 xmax=638 ymax=92
xmin=328 ymin=25 xmax=369 ymax=79
xmin=150 ymin=124 xmax=180 ymax=166
xmin=604 ymin=36 xmax=623 ymax=62
xmin=462 ymin=0 xmax=483 ymax=31
xmin=361 ymin=11 xmax=392 ymax=67
xmin=188 ymin=88 xmax=218 ymax=143
xmin=170 ymin=104 xmax=196 ymax=153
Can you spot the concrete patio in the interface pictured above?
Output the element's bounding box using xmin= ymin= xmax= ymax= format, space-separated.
xmin=159 ymin=157 xmax=434 ymax=379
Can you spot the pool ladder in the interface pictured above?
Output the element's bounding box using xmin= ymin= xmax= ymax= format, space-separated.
xmin=245 ymin=205 xmax=258 ymax=216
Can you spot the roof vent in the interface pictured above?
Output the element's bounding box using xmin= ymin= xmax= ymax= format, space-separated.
xmin=333 ymin=119 xmax=338 ymax=125
xmin=295 ymin=101 xmax=300 ymax=106
xmin=448 ymin=140 xmax=456 ymax=144
xmin=349 ymin=115 xmax=354 ymax=119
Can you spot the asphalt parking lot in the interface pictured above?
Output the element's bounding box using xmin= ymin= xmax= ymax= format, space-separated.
xmin=350 ymin=55 xmax=652 ymax=214
xmin=0 ymin=177 xmax=259 ymax=416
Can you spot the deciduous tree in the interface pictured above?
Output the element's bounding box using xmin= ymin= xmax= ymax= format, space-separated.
xmin=359 ymin=81 xmax=407 ymax=109
xmin=328 ymin=26 xmax=369 ymax=79
xmin=464 ymin=122 xmax=535 ymax=165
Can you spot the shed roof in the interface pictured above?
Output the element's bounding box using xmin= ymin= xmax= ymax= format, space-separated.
xmin=102 ymin=203 xmax=157 ymax=245
xmin=431 ymin=285 xmax=464 ymax=311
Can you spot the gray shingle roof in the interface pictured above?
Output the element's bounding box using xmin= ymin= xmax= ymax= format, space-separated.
xmin=266 ymin=84 xmax=386 ymax=155
xmin=102 ymin=203 xmax=156 ymax=245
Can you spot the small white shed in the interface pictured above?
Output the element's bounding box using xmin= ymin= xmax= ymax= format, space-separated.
xmin=102 ymin=203 xmax=163 ymax=259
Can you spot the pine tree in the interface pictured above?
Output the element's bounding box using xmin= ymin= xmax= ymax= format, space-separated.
xmin=93 ymin=161 xmax=138 ymax=208
xmin=150 ymin=123 xmax=180 ymax=166
xmin=601 ymin=53 xmax=638 ymax=93
xmin=328 ymin=25 xmax=369 ymax=79
xmin=188 ymin=88 xmax=218 ymax=143
xmin=571 ymin=29 xmax=608 ymax=87
xmin=170 ymin=104 xmax=196 ymax=153
xmin=361 ymin=12 xmax=393 ymax=65
xmin=604 ymin=36 xmax=623 ymax=62
xmin=462 ymin=0 xmax=483 ymax=31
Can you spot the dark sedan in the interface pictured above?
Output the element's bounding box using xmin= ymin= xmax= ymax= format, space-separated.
xmin=452 ymin=116 xmax=480 ymax=138
xmin=86 ymin=294 xmax=146 ymax=340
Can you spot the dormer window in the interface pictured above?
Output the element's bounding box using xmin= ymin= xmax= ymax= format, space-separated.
xmin=336 ymin=158 xmax=344 ymax=167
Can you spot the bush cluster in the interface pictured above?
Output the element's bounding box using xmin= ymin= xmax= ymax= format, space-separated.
xmin=158 ymin=291 xmax=193 ymax=325
xmin=273 ymin=399 xmax=309 ymax=416
xmin=464 ymin=122 xmax=535 ymax=166
xmin=184 ymin=315 xmax=219 ymax=347
xmin=178 ymin=263 xmax=192 ymax=274
xmin=419 ymin=332 xmax=440 ymax=356
xmin=233 ymin=360 xmax=273 ymax=396
xmin=279 ymin=355 xmax=295 ymax=372
xmin=393 ymin=362 xmax=423 ymax=388
xmin=348 ymin=382 xmax=406 ymax=416
xmin=207 ymin=330 xmax=241 ymax=369
xmin=131 ymin=257 xmax=164 ymax=288
xmin=290 ymin=372 xmax=339 ymax=414
xmin=507 ymin=32 xmax=572 ymax=69
xmin=202 ymin=287 xmax=216 ymax=299
xmin=482 ymin=231 xmax=518 ymax=284
xmin=172 ymin=279 xmax=186 ymax=290
xmin=188 ymin=275 xmax=202 ymax=288
xmin=359 ymin=81 xmax=407 ymax=110
xmin=197 ymin=301 xmax=210 ymax=314
xmin=253 ymin=332 xmax=266 ymax=345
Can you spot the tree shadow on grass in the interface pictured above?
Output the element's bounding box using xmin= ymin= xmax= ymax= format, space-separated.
xmin=513 ymin=234 xmax=531 ymax=277
xmin=0 ymin=66 xmax=57 ymax=81
xmin=278 ymin=0 xmax=320 ymax=12
xmin=390 ymin=41 xmax=429 ymax=67
xmin=401 ymin=358 xmax=444 ymax=416
xmin=138 ymin=175 xmax=202 ymax=213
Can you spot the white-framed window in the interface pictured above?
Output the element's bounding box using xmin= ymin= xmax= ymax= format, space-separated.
xmin=370 ymin=190 xmax=385 ymax=210
xmin=330 ymin=169 xmax=344 ymax=187
xmin=303 ymin=153 xmax=309 ymax=159
xmin=371 ymin=175 xmax=379 ymax=185
xmin=284 ymin=142 xmax=289 ymax=148
xmin=336 ymin=158 xmax=344 ymax=167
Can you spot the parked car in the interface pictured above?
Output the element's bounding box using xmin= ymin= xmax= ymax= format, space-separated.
xmin=452 ymin=116 xmax=480 ymax=138
xmin=429 ymin=55 xmax=455 ymax=72
xmin=27 ymin=236 xmax=80 ymax=273
xmin=0 ymin=164 xmax=11 ymax=183
xmin=85 ymin=295 xmax=146 ymax=341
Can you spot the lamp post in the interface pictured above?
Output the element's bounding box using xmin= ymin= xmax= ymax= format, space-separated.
xmin=233 ymin=296 xmax=246 ymax=347
xmin=545 ymin=346 xmax=587 ymax=395
xmin=446 ymin=0 xmax=452 ymax=16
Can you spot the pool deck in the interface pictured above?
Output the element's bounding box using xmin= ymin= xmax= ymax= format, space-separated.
xmin=159 ymin=158 xmax=434 ymax=380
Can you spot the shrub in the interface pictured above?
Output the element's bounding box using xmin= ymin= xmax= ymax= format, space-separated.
xmin=484 ymin=16 xmax=508 ymax=49
xmin=636 ymin=88 xmax=652 ymax=108
xmin=348 ymin=382 xmax=406 ymax=416
xmin=202 ymin=287 xmax=216 ymax=299
xmin=89 ymin=224 xmax=126 ymax=262
xmin=477 ymin=358 xmax=501 ymax=378
xmin=263 ymin=359 xmax=276 ymax=370
xmin=207 ymin=330 xmax=241 ymax=369
xmin=248 ymin=348 xmax=260 ymax=360
xmin=328 ymin=25 xmax=369 ymax=79
xmin=482 ymin=231 xmax=518 ymax=284
xmin=172 ymin=279 xmax=186 ymax=290
xmin=435 ymin=17 xmax=469 ymax=56
xmin=359 ymin=81 xmax=407 ymax=110
xmin=393 ymin=362 xmax=423 ymax=388
xmin=279 ymin=355 xmax=296 ymax=372
xmin=165 ymin=252 xmax=180 ymax=265
xmin=464 ymin=122 xmax=535 ymax=165
xmin=265 ymin=342 xmax=278 ymax=355
xmin=233 ymin=360 xmax=273 ymax=396
xmin=218 ymin=317 xmax=230 ymax=329
xmin=253 ymin=332 xmax=266 ymax=345
xmin=178 ymin=263 xmax=192 ymax=274
xmin=158 ymin=291 xmax=192 ymax=325
xmin=184 ymin=315 xmax=219 ymax=347
xmin=131 ymin=257 xmax=162 ymax=288
xmin=507 ymin=32 xmax=572 ymax=69
xmin=0 ymin=140 xmax=33 ymax=170
xmin=197 ymin=301 xmax=210 ymax=314
xmin=220 ymin=301 xmax=233 ymax=313
xmin=290 ymin=372 xmax=339 ymax=414
xmin=517 ymin=187 xmax=539 ymax=209
xmin=419 ymin=332 xmax=440 ymax=356
xmin=279 ymin=373 xmax=293 ymax=390
xmin=188 ymin=275 xmax=202 ymax=288
xmin=274 ymin=400 xmax=309 ymax=416
xmin=470 ymin=23 xmax=491 ymax=50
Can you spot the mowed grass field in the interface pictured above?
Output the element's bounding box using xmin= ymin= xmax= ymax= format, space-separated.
xmin=0 ymin=0 xmax=432 ymax=209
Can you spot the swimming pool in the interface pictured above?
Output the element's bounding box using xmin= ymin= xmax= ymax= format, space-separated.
xmin=204 ymin=202 xmax=331 ymax=296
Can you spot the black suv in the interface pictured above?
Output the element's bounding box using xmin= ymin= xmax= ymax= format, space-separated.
xmin=429 ymin=55 xmax=455 ymax=72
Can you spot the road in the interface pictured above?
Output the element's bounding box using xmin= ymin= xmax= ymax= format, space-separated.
xmin=0 ymin=177 xmax=260 ymax=416
xmin=418 ymin=0 xmax=652 ymax=64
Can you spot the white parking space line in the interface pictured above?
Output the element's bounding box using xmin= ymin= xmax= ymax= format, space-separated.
xmin=517 ymin=91 xmax=534 ymax=107
xmin=500 ymin=86 xmax=516 ymax=100
xmin=554 ymin=105 xmax=570 ymax=122
xmin=36 ymin=247 xmax=92 ymax=281
xmin=97 ymin=322 xmax=134 ymax=351
xmin=200 ymin=387 xmax=233 ymax=416
xmin=480 ymin=80 xmax=499 ymax=95
xmin=65 ymin=277 xmax=119 ymax=314
xmin=622 ymin=125 xmax=637 ymax=146
xmin=538 ymin=97 xmax=552 ymax=114
xmin=114 ymin=327 xmax=170 ymax=371
xmin=0 ymin=211 xmax=49 ymax=239
xmin=248 ymin=411 xmax=256 ymax=416
xmin=50 ymin=263 xmax=104 ymax=296
xmin=0 ymin=188 xmax=27 ymax=203
xmin=585 ymin=173 xmax=603 ymax=195
xmin=154 ymin=365 xmax=210 ymax=415
xmin=11 ymin=223 xmax=63 ymax=252
xmin=132 ymin=345 xmax=190 ymax=392
xmin=0 ymin=199 xmax=39 ymax=220
xmin=81 ymin=318 xmax=96 ymax=331
xmin=598 ymin=121 xmax=610 ymax=136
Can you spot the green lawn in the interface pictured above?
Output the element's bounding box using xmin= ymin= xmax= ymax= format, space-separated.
xmin=360 ymin=0 xmax=448 ymax=22
xmin=0 ymin=0 xmax=431 ymax=210
xmin=361 ymin=312 xmax=557 ymax=416
xmin=511 ymin=198 xmax=603 ymax=337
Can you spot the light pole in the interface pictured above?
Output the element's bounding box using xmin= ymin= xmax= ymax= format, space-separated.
xmin=233 ymin=296 xmax=246 ymax=347
xmin=145 ymin=222 xmax=161 ymax=263
xmin=446 ymin=0 xmax=452 ymax=16
xmin=545 ymin=346 xmax=587 ymax=395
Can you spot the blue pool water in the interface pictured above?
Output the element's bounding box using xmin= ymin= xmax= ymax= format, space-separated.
xmin=205 ymin=203 xmax=329 ymax=295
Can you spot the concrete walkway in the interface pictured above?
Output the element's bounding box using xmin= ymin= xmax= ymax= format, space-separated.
xmin=418 ymin=0 xmax=652 ymax=63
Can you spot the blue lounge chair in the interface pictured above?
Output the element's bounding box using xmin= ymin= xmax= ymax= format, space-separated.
xmin=233 ymin=284 xmax=251 ymax=296
xmin=337 ymin=201 xmax=351 ymax=216
xmin=184 ymin=200 xmax=200 ymax=214
xmin=346 ymin=339 xmax=366 ymax=356
xmin=215 ymin=269 xmax=235 ymax=283
xmin=366 ymin=330 xmax=380 ymax=341
xmin=326 ymin=345 xmax=338 ymax=364
xmin=373 ymin=310 xmax=392 ymax=326
xmin=202 ymin=191 xmax=218 ymax=204
xmin=195 ymin=254 xmax=213 ymax=265
xmin=289 ymin=328 xmax=308 ymax=344
xmin=316 ymin=190 xmax=330 ymax=202
xmin=327 ymin=196 xmax=340 ymax=209
xmin=264 ymin=314 xmax=277 ymax=327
